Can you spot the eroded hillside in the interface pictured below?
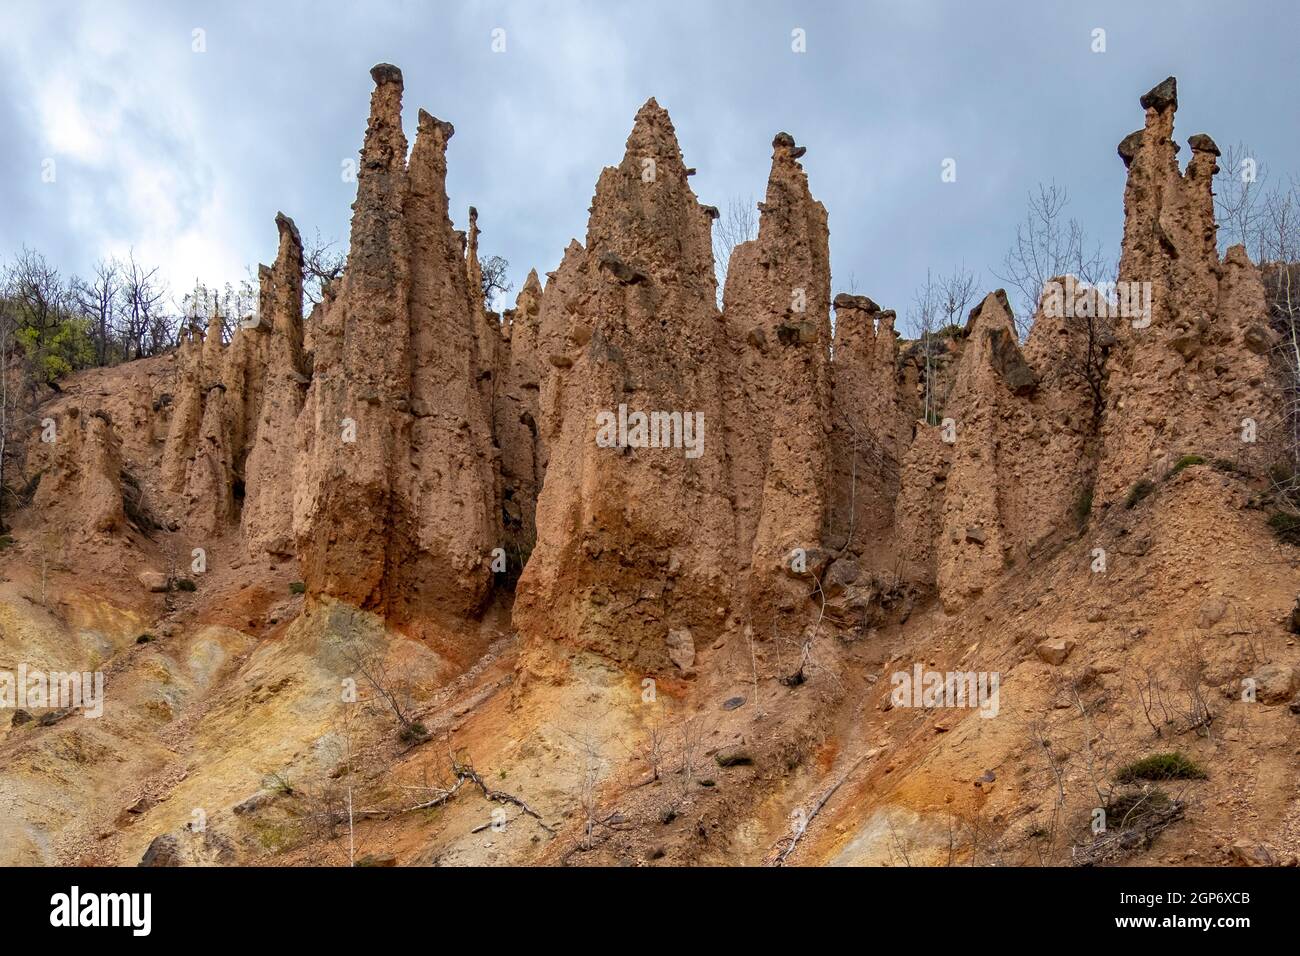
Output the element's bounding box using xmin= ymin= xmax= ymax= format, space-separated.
xmin=1 ymin=71 xmax=1297 ymax=868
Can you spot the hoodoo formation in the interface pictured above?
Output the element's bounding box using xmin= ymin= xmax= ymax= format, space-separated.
xmin=293 ymin=66 xmax=498 ymax=624
xmin=722 ymin=131 xmax=835 ymax=634
xmin=1099 ymin=76 xmax=1279 ymax=506
xmin=513 ymin=98 xmax=735 ymax=673
xmin=3 ymin=67 xmax=1297 ymax=870
xmin=240 ymin=213 xmax=306 ymax=559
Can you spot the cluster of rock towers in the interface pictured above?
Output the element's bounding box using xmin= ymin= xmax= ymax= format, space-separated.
xmin=36 ymin=70 xmax=1281 ymax=670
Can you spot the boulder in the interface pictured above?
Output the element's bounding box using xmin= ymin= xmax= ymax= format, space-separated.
xmin=822 ymin=559 xmax=861 ymax=597
xmin=1197 ymin=597 xmax=1228 ymax=629
xmin=1035 ymin=638 xmax=1077 ymax=666
xmin=138 ymin=834 xmax=183 ymax=867
xmin=1139 ymin=76 xmax=1177 ymax=112
xmin=137 ymin=570 xmax=169 ymax=593
xmin=1246 ymin=663 xmax=1298 ymax=704
xmin=1229 ymin=840 xmax=1279 ymax=867
xmin=665 ymin=628 xmax=696 ymax=672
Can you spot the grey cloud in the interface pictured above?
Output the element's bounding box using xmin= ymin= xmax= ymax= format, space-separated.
xmin=1 ymin=0 xmax=1297 ymax=327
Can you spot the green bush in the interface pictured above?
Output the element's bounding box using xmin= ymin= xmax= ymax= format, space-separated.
xmin=15 ymin=316 xmax=96 ymax=383
xmin=1268 ymin=511 xmax=1300 ymax=546
xmin=264 ymin=772 xmax=296 ymax=796
xmin=1168 ymin=454 xmax=1206 ymax=477
xmin=289 ymin=581 xmax=306 ymax=595
xmin=1116 ymin=752 xmax=1206 ymax=783
xmin=174 ymin=578 xmax=197 ymax=592
xmin=1105 ymin=787 xmax=1175 ymax=829
xmin=1125 ymin=479 xmax=1156 ymax=509
xmin=399 ymin=721 xmax=429 ymax=744
xmin=1072 ymin=488 xmax=1093 ymax=525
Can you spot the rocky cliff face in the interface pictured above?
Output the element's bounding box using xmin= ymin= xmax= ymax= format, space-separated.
xmin=466 ymin=205 xmax=502 ymax=423
xmin=513 ymin=99 xmax=736 ymax=672
xmin=22 ymin=68 xmax=1288 ymax=668
xmin=224 ymin=70 xmax=1281 ymax=662
xmin=241 ymin=213 xmax=306 ymax=558
xmin=494 ymin=270 xmax=545 ymax=573
xmin=532 ymin=239 xmax=585 ymax=480
xmin=159 ymin=324 xmax=203 ymax=495
xmin=6 ymin=68 xmax=1298 ymax=872
xmin=179 ymin=310 xmax=236 ymax=536
xmin=828 ymin=295 xmax=909 ymax=569
xmin=1098 ymin=76 xmax=1278 ymax=505
xmin=293 ymin=64 xmax=411 ymax=608
xmin=722 ymin=133 xmax=835 ymax=631
xmin=929 ymin=291 xmax=1093 ymax=609
xmin=293 ymin=67 xmax=497 ymax=623
xmin=32 ymin=406 xmax=125 ymax=536
xmin=389 ymin=108 xmax=499 ymax=623
xmin=116 ymin=63 xmax=508 ymax=629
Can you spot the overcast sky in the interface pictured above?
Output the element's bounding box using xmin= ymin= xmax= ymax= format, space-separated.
xmin=2 ymin=0 xmax=1297 ymax=328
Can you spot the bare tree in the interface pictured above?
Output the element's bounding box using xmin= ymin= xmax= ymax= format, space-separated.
xmin=6 ymin=247 xmax=66 ymax=333
xmin=995 ymin=184 xmax=1119 ymax=424
xmin=1133 ymin=664 xmax=1170 ymax=738
xmin=908 ymin=268 xmax=974 ymax=425
xmin=340 ymin=623 xmax=426 ymax=743
xmin=117 ymin=252 xmax=169 ymax=360
xmin=1259 ymin=177 xmax=1300 ymax=264
xmin=303 ymin=229 xmax=346 ymax=309
xmin=630 ymin=712 xmax=668 ymax=784
xmin=1268 ymin=264 xmax=1300 ymax=478
xmin=909 ymin=264 xmax=978 ymax=425
xmin=74 ymin=259 xmax=121 ymax=366
xmin=568 ymin=731 xmax=604 ymax=850
xmin=479 ymin=254 xmax=512 ymax=311
xmin=1170 ymin=634 xmax=1214 ymax=737
xmin=178 ymin=277 xmax=259 ymax=344
xmin=331 ymin=698 xmax=361 ymax=866
xmin=712 ymin=194 xmax=758 ymax=304
xmin=1255 ymin=177 xmax=1300 ymax=485
xmin=996 ymin=182 xmax=1106 ymax=338
xmin=0 ymin=287 xmax=20 ymax=531
xmin=910 ymin=270 xmax=939 ymax=425
xmin=938 ymin=265 xmax=977 ymax=330
xmin=674 ymin=714 xmax=706 ymax=797
xmin=1214 ymin=143 xmax=1269 ymax=259
xmin=0 ymin=255 xmax=58 ymax=527
xmin=5 ymin=246 xmax=81 ymax=383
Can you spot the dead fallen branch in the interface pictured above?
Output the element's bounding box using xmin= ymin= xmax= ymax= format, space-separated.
xmin=452 ymin=755 xmax=556 ymax=834
xmin=395 ymin=777 xmax=466 ymax=813
xmin=1070 ymin=796 xmax=1185 ymax=867
xmin=349 ymin=748 xmax=554 ymax=836
xmin=768 ymin=748 xmax=874 ymax=866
